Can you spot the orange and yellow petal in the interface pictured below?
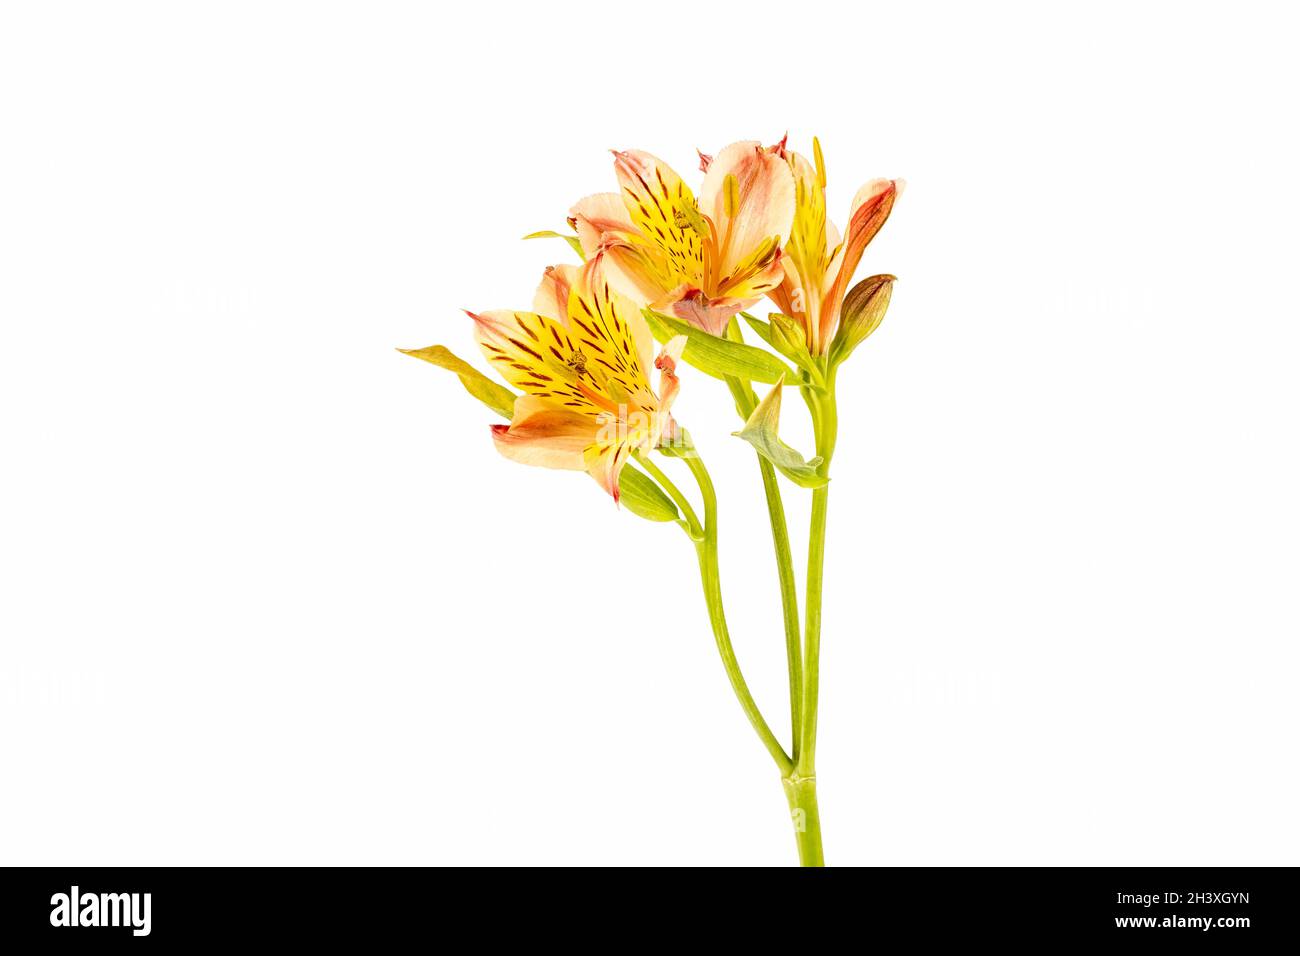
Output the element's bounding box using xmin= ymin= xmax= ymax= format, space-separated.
xmin=470 ymin=308 xmax=605 ymax=417
xmin=821 ymin=178 xmax=901 ymax=345
xmin=582 ymin=435 xmax=633 ymax=502
xmin=566 ymin=259 xmax=657 ymax=407
xmin=783 ymin=151 xmax=829 ymax=299
xmin=489 ymin=395 xmax=596 ymax=472
xmin=611 ymin=149 xmax=706 ymax=289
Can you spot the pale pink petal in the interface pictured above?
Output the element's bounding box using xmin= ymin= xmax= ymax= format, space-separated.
xmin=699 ymin=141 xmax=796 ymax=282
xmin=568 ymin=192 xmax=637 ymax=258
xmin=531 ymin=264 xmax=579 ymax=323
xmin=669 ymin=290 xmax=735 ymax=338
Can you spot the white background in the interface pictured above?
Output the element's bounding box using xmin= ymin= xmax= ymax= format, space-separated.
xmin=2 ymin=1 xmax=1297 ymax=866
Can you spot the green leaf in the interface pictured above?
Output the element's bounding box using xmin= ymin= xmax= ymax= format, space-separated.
xmin=732 ymin=378 xmax=828 ymax=488
xmin=618 ymin=467 xmax=680 ymax=522
xmin=522 ymin=230 xmax=585 ymax=260
xmin=642 ymin=309 xmax=795 ymax=385
xmin=830 ymin=274 xmax=895 ymax=367
xmin=398 ymin=345 xmax=517 ymax=419
xmin=740 ymin=312 xmax=776 ymax=348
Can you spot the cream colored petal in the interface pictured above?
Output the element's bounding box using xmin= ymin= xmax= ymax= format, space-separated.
xmin=591 ymin=237 xmax=679 ymax=310
xmin=699 ymin=141 xmax=796 ymax=282
xmin=531 ymin=264 xmax=579 ymax=323
xmin=568 ymin=192 xmax=636 ymax=258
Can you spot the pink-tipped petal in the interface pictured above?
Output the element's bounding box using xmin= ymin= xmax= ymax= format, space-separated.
xmin=568 ymin=192 xmax=637 ymax=258
xmin=821 ymin=178 xmax=900 ymax=347
xmin=699 ymin=141 xmax=796 ymax=283
xmin=490 ymin=395 xmax=596 ymax=471
xmin=531 ymin=264 xmax=579 ymax=324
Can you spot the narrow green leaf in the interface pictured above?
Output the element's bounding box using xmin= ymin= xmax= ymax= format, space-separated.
xmin=618 ymin=467 xmax=681 ymax=522
xmin=522 ymin=230 xmax=585 ymax=260
xmin=732 ymin=379 xmax=828 ymax=489
xmin=830 ymin=274 xmax=895 ymax=367
xmin=399 ymin=345 xmax=517 ymax=419
xmin=642 ymin=309 xmax=796 ymax=385
xmin=741 ymin=312 xmax=776 ymax=348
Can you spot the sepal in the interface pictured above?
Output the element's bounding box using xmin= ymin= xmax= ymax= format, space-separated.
xmin=399 ymin=344 xmax=517 ymax=419
xmin=522 ymin=229 xmax=585 ymax=260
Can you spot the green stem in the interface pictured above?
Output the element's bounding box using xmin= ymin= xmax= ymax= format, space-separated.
xmin=757 ymin=460 xmax=803 ymax=754
xmin=782 ymin=773 xmax=824 ymax=866
xmin=799 ymin=484 xmax=830 ymax=773
xmin=793 ymin=376 xmax=837 ymax=866
xmin=683 ymin=450 xmax=793 ymax=776
xmin=724 ymin=375 xmax=803 ymax=755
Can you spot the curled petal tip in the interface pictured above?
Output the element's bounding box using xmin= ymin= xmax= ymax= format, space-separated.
xmin=768 ymin=132 xmax=789 ymax=158
xmin=697 ymin=148 xmax=713 ymax=172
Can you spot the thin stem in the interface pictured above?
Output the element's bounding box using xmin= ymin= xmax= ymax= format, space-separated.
xmin=757 ymin=460 xmax=803 ymax=755
xmin=683 ymin=450 xmax=793 ymax=776
xmin=633 ymin=450 xmax=702 ymax=539
xmin=797 ymin=379 xmax=838 ymax=778
xmin=724 ymin=374 xmax=802 ymax=755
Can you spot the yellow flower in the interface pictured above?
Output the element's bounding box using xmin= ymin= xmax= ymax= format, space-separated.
xmin=768 ymin=137 xmax=902 ymax=356
xmin=471 ymin=259 xmax=686 ymax=502
xmin=568 ymin=141 xmax=796 ymax=337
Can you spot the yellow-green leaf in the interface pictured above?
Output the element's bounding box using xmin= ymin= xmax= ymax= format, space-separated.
xmin=732 ymin=378 xmax=828 ymax=488
xmin=399 ymin=345 xmax=517 ymax=419
xmin=522 ymin=230 xmax=585 ymax=260
xmin=643 ymin=309 xmax=795 ymax=385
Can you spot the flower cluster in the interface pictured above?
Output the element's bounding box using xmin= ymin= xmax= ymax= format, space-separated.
xmin=406 ymin=135 xmax=900 ymax=505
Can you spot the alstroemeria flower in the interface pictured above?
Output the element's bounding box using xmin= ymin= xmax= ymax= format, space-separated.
xmin=767 ymin=138 xmax=902 ymax=355
xmin=568 ymin=141 xmax=796 ymax=337
xmin=470 ymin=259 xmax=686 ymax=502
